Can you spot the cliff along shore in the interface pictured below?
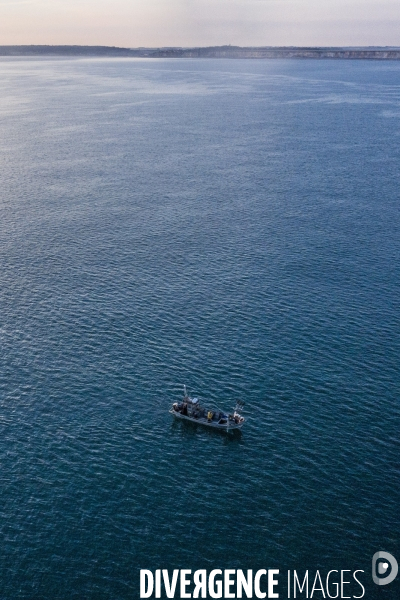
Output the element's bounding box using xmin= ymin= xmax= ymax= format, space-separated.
xmin=1 ymin=45 xmax=400 ymax=59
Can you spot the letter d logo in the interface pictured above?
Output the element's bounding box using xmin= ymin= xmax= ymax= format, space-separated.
xmin=372 ymin=551 xmax=398 ymax=586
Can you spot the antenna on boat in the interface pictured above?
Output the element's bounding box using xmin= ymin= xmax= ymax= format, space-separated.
xmin=235 ymin=400 xmax=244 ymax=412
xmin=183 ymin=384 xmax=187 ymax=398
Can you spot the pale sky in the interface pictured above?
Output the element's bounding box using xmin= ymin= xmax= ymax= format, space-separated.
xmin=1 ymin=0 xmax=400 ymax=47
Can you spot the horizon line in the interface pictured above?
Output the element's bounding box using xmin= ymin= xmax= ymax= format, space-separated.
xmin=2 ymin=45 xmax=400 ymax=60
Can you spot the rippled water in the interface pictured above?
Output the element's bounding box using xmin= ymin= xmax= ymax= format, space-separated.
xmin=0 ymin=57 xmax=399 ymax=599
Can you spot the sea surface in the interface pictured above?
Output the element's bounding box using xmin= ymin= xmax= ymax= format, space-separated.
xmin=0 ymin=57 xmax=399 ymax=599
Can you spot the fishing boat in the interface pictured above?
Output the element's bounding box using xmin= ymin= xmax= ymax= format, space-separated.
xmin=170 ymin=386 xmax=245 ymax=430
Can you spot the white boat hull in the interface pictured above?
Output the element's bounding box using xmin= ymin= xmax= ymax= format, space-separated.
xmin=169 ymin=408 xmax=244 ymax=430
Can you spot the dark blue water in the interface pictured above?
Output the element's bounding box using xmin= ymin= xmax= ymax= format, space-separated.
xmin=0 ymin=57 xmax=399 ymax=599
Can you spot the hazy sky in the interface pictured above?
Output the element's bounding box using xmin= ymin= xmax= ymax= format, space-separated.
xmin=1 ymin=0 xmax=400 ymax=47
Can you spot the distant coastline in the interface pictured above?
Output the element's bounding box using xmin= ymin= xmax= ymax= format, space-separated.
xmin=1 ymin=45 xmax=400 ymax=59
